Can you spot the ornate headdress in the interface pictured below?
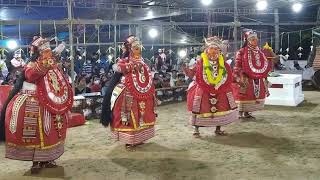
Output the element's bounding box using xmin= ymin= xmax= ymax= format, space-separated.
xmin=130 ymin=37 xmax=143 ymax=49
xmin=204 ymin=36 xmax=223 ymax=49
xmin=204 ymin=36 xmax=228 ymax=54
xmin=31 ymin=36 xmax=51 ymax=52
xmin=244 ymin=29 xmax=258 ymax=41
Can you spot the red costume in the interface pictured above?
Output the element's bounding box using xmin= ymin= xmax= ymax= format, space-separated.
xmin=232 ymin=30 xmax=271 ymax=114
xmin=184 ymin=37 xmax=238 ymax=135
xmin=4 ymin=37 xmax=73 ymax=162
xmin=110 ymin=37 xmax=156 ymax=146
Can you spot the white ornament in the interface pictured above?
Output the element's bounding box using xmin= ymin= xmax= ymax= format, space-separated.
xmin=310 ymin=45 xmax=314 ymax=51
xmin=285 ymin=54 xmax=290 ymax=59
xmin=279 ymin=48 xmax=282 ymax=52
xmin=297 ymin=47 xmax=303 ymax=51
xmin=286 ymin=48 xmax=289 ymax=52
xmin=298 ymin=53 xmax=302 ymax=58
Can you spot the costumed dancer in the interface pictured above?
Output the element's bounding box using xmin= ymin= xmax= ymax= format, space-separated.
xmin=102 ymin=36 xmax=157 ymax=150
xmin=0 ymin=36 xmax=73 ymax=174
xmin=232 ymin=30 xmax=272 ymax=118
xmin=183 ymin=36 xmax=238 ymax=137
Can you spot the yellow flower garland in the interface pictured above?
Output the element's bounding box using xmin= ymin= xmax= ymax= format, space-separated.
xmin=201 ymin=52 xmax=225 ymax=85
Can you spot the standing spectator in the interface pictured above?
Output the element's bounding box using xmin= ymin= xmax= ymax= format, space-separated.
xmin=74 ymin=55 xmax=83 ymax=75
xmin=0 ymin=58 xmax=8 ymax=79
xmin=10 ymin=49 xmax=25 ymax=76
xmin=82 ymin=59 xmax=93 ymax=76
xmin=101 ymin=80 xmax=109 ymax=96
xmin=170 ymin=70 xmax=178 ymax=87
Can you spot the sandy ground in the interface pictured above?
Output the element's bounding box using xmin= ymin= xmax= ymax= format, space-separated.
xmin=0 ymin=91 xmax=320 ymax=180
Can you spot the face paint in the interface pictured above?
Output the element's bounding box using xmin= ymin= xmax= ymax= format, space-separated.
xmin=249 ymin=37 xmax=259 ymax=47
xmin=206 ymin=46 xmax=220 ymax=60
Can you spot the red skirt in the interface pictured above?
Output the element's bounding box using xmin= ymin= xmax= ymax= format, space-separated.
xmin=187 ymin=82 xmax=238 ymax=127
xmin=5 ymin=91 xmax=67 ymax=162
xmin=232 ymin=77 xmax=268 ymax=112
xmin=110 ymin=84 xmax=156 ymax=145
xmin=0 ymin=85 xmax=12 ymax=111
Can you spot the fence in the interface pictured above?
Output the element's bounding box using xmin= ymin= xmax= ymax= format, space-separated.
xmin=72 ymin=86 xmax=188 ymax=119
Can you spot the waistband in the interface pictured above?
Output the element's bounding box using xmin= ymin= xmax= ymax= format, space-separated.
xmin=21 ymin=82 xmax=36 ymax=95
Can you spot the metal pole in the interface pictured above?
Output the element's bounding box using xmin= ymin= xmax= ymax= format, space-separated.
xmin=233 ymin=0 xmax=239 ymax=52
xmin=113 ymin=2 xmax=117 ymax=61
xmin=317 ymin=5 xmax=320 ymax=25
xmin=207 ymin=10 xmax=212 ymax=36
xmin=0 ymin=23 xmax=3 ymax=40
xmin=67 ymin=0 xmax=75 ymax=91
xmin=274 ymin=8 xmax=280 ymax=52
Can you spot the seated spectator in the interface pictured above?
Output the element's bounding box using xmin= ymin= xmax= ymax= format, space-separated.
xmin=75 ymin=77 xmax=91 ymax=95
xmin=153 ymin=73 xmax=162 ymax=89
xmin=170 ymin=70 xmax=178 ymax=87
xmin=161 ymin=73 xmax=171 ymax=88
xmin=90 ymin=76 xmax=101 ymax=92
xmin=176 ymin=73 xmax=186 ymax=86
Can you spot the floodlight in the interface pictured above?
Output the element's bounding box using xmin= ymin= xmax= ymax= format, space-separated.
xmin=292 ymin=3 xmax=303 ymax=13
xmin=6 ymin=40 xmax=18 ymax=50
xmin=178 ymin=49 xmax=187 ymax=58
xmin=201 ymin=0 xmax=213 ymax=6
xmin=147 ymin=10 xmax=154 ymax=18
xmin=148 ymin=28 xmax=158 ymax=39
xmin=256 ymin=0 xmax=268 ymax=11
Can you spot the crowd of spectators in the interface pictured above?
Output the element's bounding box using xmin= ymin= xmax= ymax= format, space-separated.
xmin=0 ymin=48 xmax=190 ymax=97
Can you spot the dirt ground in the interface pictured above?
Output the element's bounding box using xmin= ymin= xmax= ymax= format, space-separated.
xmin=0 ymin=91 xmax=320 ymax=180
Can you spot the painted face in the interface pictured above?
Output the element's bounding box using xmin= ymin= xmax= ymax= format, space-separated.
xmin=206 ymin=46 xmax=220 ymax=59
xmin=131 ymin=46 xmax=141 ymax=59
xmin=41 ymin=49 xmax=53 ymax=59
xmin=249 ymin=37 xmax=259 ymax=47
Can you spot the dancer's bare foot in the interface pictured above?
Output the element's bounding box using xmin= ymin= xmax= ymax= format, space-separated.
xmin=215 ymin=126 xmax=228 ymax=136
xmin=41 ymin=161 xmax=58 ymax=168
xmin=243 ymin=112 xmax=255 ymax=119
xmin=125 ymin=144 xmax=136 ymax=151
xmin=215 ymin=130 xmax=228 ymax=136
xmin=193 ymin=132 xmax=201 ymax=138
xmin=30 ymin=162 xmax=42 ymax=174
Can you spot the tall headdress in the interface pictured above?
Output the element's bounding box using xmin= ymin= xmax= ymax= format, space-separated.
xmin=129 ymin=36 xmax=143 ymax=49
xmin=31 ymin=36 xmax=51 ymax=52
xmin=244 ymin=29 xmax=258 ymax=41
xmin=204 ymin=36 xmax=228 ymax=54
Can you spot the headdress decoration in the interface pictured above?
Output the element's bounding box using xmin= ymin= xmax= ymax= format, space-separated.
xmin=129 ymin=37 xmax=143 ymax=49
xmin=31 ymin=36 xmax=51 ymax=52
xmin=263 ymin=42 xmax=273 ymax=51
xmin=204 ymin=36 xmax=224 ymax=49
xmin=244 ymin=29 xmax=258 ymax=41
